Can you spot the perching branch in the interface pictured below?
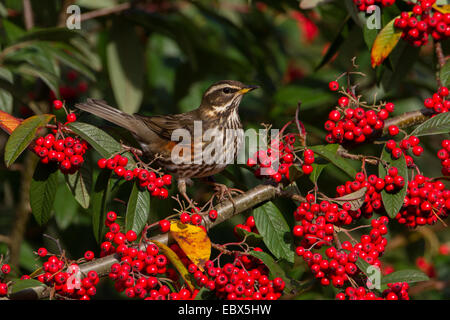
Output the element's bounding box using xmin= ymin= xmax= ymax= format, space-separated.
xmin=8 ymin=183 xmax=283 ymax=299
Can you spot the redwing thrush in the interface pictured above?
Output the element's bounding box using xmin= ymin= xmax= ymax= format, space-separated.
xmin=75 ymin=80 xmax=258 ymax=204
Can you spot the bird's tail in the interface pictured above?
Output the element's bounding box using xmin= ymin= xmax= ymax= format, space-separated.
xmin=75 ymin=99 xmax=138 ymax=134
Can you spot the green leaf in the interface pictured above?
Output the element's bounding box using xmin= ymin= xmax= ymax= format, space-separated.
xmin=67 ymin=122 xmax=123 ymax=159
xmin=91 ymin=170 xmax=112 ymax=242
xmin=106 ymin=19 xmax=144 ymax=114
xmin=309 ymin=144 xmax=357 ymax=179
xmin=235 ymin=228 xmax=263 ymax=245
xmin=30 ymin=162 xmax=59 ymax=225
xmin=9 ymin=279 xmax=47 ymax=295
xmin=54 ymin=182 xmax=78 ymax=230
xmin=0 ymin=88 xmax=13 ymax=114
xmin=309 ymin=162 xmax=326 ymax=184
xmin=289 ymin=164 xmax=303 ymax=182
xmin=1 ymin=20 xmax=26 ymax=43
xmin=20 ymin=241 xmax=38 ymax=272
xmin=36 ymin=43 xmax=96 ymax=81
xmin=125 ymin=183 xmax=150 ymax=235
xmin=0 ymin=66 xmax=13 ymax=83
xmin=76 ymin=0 xmax=118 ymax=9
xmin=308 ymin=144 xmax=340 ymax=184
xmin=315 ymin=16 xmax=351 ymax=71
xmin=68 ymin=122 xmax=136 ymax=167
xmin=378 ymin=147 xmax=408 ymax=219
xmin=253 ymin=201 xmax=294 ymax=263
xmin=381 ymin=269 xmax=429 ymax=285
xmin=356 ymin=255 xmax=373 ymax=278
xmin=14 ymin=27 xmax=83 ymax=44
xmin=194 ymin=287 xmax=212 ymax=300
xmin=249 ymin=250 xmax=295 ymax=293
xmin=441 ymin=60 xmax=450 ymax=87
xmin=0 ymin=66 xmax=13 ymax=113
xmin=410 ymin=112 xmax=450 ymax=137
xmin=65 ymin=164 xmax=92 ymax=209
xmin=4 ymin=114 xmax=54 ymax=167
xmin=16 ymin=64 xmax=59 ymax=95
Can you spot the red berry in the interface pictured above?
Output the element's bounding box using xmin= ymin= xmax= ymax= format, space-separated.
xmin=412 ymin=145 xmax=424 ymax=156
xmin=208 ymin=210 xmax=218 ymax=220
xmin=302 ymin=165 xmax=313 ymax=175
xmin=53 ymin=100 xmax=63 ymax=110
xmin=388 ymin=125 xmax=399 ymax=136
xmin=126 ymin=230 xmax=137 ymax=242
xmin=180 ymin=212 xmax=191 ymax=224
xmin=66 ymin=113 xmax=77 ymax=123
xmin=159 ymin=219 xmax=171 ymax=233
xmin=84 ymin=251 xmax=94 ymax=261
xmin=329 ymin=81 xmax=339 ymax=91
xmin=1 ymin=264 xmax=11 ymax=274
xmin=191 ymin=214 xmax=202 ymax=225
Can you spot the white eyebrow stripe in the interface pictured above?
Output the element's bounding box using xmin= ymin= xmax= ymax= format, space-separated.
xmin=204 ymin=84 xmax=242 ymax=96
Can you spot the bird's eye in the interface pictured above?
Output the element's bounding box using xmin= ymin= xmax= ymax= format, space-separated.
xmin=222 ymin=87 xmax=232 ymax=94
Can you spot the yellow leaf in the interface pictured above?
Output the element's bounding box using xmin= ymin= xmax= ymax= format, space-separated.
xmin=371 ymin=15 xmax=407 ymax=68
xmin=433 ymin=4 xmax=450 ymax=14
xmin=151 ymin=240 xmax=195 ymax=292
xmin=169 ymin=221 xmax=211 ymax=271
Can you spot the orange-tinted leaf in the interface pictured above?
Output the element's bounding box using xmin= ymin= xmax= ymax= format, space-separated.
xmin=371 ymin=15 xmax=407 ymax=68
xmin=170 ymin=221 xmax=211 ymax=271
xmin=433 ymin=4 xmax=450 ymax=14
xmin=0 ymin=110 xmax=22 ymax=135
xmin=151 ymin=240 xmax=194 ymax=291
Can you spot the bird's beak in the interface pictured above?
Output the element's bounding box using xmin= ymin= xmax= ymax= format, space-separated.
xmin=238 ymin=85 xmax=259 ymax=94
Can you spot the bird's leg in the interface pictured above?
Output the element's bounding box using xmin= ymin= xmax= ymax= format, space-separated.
xmin=177 ymin=178 xmax=199 ymax=212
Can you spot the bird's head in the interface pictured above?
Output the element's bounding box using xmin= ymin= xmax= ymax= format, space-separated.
xmin=199 ymin=80 xmax=258 ymax=117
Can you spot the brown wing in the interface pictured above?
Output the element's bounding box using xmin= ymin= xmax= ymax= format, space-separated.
xmin=134 ymin=111 xmax=198 ymax=141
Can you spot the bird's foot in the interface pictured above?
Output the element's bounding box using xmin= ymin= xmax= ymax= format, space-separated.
xmin=212 ymin=183 xmax=244 ymax=205
xmin=177 ymin=178 xmax=199 ymax=213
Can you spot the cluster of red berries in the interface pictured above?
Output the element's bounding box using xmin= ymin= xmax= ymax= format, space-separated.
xmin=31 ymin=249 xmax=99 ymax=300
xmin=296 ymin=217 xmax=388 ymax=288
xmin=101 ymin=211 xmax=191 ymax=300
xmin=324 ymin=95 xmax=394 ymax=145
xmin=336 ymin=282 xmax=409 ymax=300
xmin=97 ymin=155 xmax=172 ymax=200
xmin=353 ymin=0 xmax=395 ymax=12
xmin=382 ymin=166 xmax=405 ymax=193
xmin=438 ymin=139 xmax=450 ymax=176
xmin=0 ymin=263 xmax=11 ymax=297
xmin=394 ymin=1 xmax=450 ymax=47
xmin=159 ymin=208 xmax=218 ymax=234
xmin=385 ymin=134 xmax=424 ymax=167
xmin=396 ymin=174 xmax=449 ymax=227
xmin=234 ymin=216 xmax=258 ymax=238
xmin=423 ymin=86 xmax=449 ymax=114
xmin=247 ymin=134 xmax=314 ymax=180
xmin=187 ymin=253 xmax=285 ymax=300
xmin=50 ymin=70 xmax=88 ymax=102
xmin=33 ymin=133 xmax=90 ymax=174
